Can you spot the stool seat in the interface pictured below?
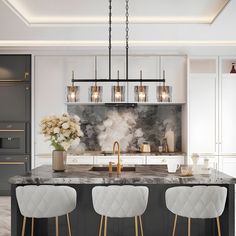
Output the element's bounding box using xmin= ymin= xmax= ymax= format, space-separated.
xmin=92 ymin=185 xmax=149 ymax=236
xmin=16 ymin=185 xmax=77 ymax=236
xmin=165 ymin=186 xmax=227 ymax=236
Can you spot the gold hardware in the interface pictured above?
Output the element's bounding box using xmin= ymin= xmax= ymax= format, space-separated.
xmin=216 ymin=217 xmax=222 ymax=236
xmin=0 ymin=129 xmax=24 ymax=132
xmin=172 ymin=215 xmax=177 ymax=236
xmin=31 ymin=218 xmax=34 ymax=236
xmin=188 ymin=218 xmax=191 ymax=236
xmin=113 ymin=141 xmax=122 ymax=176
xmin=135 ymin=216 xmax=139 ymax=236
xmin=56 ymin=217 xmax=59 ymax=236
xmin=139 ymin=216 xmax=144 ymax=236
xmin=0 ymin=162 xmax=24 ymax=165
xmin=24 ymin=72 xmax=29 ymax=80
xmin=67 ymin=214 xmax=72 ymax=236
xmin=104 ymin=216 xmax=107 ymax=236
xmin=99 ymin=216 xmax=104 ymax=236
xmin=21 ymin=217 xmax=26 ymax=236
xmin=108 ymin=161 xmax=115 ymax=175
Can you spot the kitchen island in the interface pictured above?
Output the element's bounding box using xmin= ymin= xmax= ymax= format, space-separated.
xmin=10 ymin=165 xmax=236 ymax=236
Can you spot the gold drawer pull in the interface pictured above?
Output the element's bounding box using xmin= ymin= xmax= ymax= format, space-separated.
xmin=0 ymin=162 xmax=25 ymax=165
xmin=0 ymin=129 xmax=24 ymax=132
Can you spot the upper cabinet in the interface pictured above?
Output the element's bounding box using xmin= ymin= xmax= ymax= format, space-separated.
xmin=161 ymin=56 xmax=187 ymax=104
xmin=64 ymin=55 xmax=187 ymax=104
xmin=0 ymin=55 xmax=31 ymax=81
xmin=188 ymin=57 xmax=236 ymax=156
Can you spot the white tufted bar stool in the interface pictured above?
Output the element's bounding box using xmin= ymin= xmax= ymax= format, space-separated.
xmin=92 ymin=185 xmax=149 ymax=236
xmin=16 ymin=185 xmax=77 ymax=236
xmin=165 ymin=186 xmax=227 ymax=236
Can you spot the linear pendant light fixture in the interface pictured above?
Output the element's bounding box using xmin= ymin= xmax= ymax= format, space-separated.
xmin=68 ymin=0 xmax=171 ymax=103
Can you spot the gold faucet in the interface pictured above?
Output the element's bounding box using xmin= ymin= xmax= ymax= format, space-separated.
xmin=113 ymin=141 xmax=122 ymax=175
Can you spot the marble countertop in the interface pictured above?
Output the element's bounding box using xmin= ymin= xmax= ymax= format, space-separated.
xmin=9 ymin=165 xmax=236 ymax=185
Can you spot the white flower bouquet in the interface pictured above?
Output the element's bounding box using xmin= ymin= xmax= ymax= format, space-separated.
xmin=40 ymin=113 xmax=83 ymax=151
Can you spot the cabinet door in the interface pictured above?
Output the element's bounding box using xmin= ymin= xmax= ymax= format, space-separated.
xmin=189 ymin=74 xmax=217 ymax=154
xmin=220 ymin=75 xmax=236 ymax=154
xmin=161 ymin=56 xmax=186 ymax=103
xmin=128 ymin=56 xmax=159 ymax=103
xmin=220 ymin=156 xmax=236 ymax=178
xmin=67 ymin=155 xmax=94 ymax=165
xmin=65 ymin=56 xmax=95 ymax=103
xmin=34 ymin=56 xmax=66 ymax=155
xmin=0 ymin=55 xmax=31 ymax=81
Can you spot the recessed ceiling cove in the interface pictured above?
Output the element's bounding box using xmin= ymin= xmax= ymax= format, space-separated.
xmin=3 ymin=0 xmax=230 ymax=26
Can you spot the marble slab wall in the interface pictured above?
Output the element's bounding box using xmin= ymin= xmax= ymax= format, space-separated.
xmin=67 ymin=105 xmax=182 ymax=153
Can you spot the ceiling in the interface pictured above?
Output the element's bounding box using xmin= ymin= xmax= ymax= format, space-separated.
xmin=3 ymin=0 xmax=230 ymax=25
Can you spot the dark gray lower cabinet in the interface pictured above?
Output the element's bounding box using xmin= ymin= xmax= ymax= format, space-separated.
xmin=0 ymin=155 xmax=29 ymax=195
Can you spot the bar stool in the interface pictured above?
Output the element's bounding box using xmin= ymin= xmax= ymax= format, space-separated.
xmin=165 ymin=186 xmax=227 ymax=236
xmin=92 ymin=185 xmax=149 ymax=236
xmin=16 ymin=185 xmax=77 ymax=236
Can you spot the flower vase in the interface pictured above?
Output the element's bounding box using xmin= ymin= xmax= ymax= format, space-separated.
xmin=52 ymin=150 xmax=67 ymax=172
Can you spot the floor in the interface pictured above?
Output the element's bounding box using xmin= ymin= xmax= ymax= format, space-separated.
xmin=0 ymin=197 xmax=11 ymax=236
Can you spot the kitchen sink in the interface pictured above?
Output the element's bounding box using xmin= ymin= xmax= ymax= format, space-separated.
xmin=89 ymin=166 xmax=136 ymax=172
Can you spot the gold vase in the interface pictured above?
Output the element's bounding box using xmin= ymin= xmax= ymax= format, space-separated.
xmin=52 ymin=150 xmax=67 ymax=172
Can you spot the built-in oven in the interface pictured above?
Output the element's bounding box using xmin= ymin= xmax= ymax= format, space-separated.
xmin=0 ymin=122 xmax=30 ymax=154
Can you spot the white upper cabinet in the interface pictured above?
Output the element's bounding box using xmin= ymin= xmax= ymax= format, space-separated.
xmin=220 ymin=74 xmax=236 ymax=154
xmin=128 ymin=56 xmax=159 ymax=103
xmin=64 ymin=56 xmax=95 ymax=103
xmin=161 ymin=56 xmax=187 ymax=103
xmin=189 ymin=74 xmax=217 ymax=154
xmin=34 ymin=56 xmax=67 ymax=155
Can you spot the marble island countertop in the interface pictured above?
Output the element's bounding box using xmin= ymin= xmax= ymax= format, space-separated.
xmin=9 ymin=165 xmax=236 ymax=185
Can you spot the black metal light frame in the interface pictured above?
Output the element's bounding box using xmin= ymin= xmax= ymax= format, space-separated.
xmin=71 ymin=0 xmax=165 ymax=84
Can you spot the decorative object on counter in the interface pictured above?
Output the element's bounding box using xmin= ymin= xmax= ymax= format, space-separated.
xmin=40 ymin=113 xmax=83 ymax=172
xmin=230 ymin=62 xmax=236 ymax=73
xmin=180 ymin=166 xmax=193 ymax=176
xmin=111 ymin=70 xmax=125 ymax=102
xmin=140 ymin=142 xmax=151 ymax=153
xmin=165 ymin=186 xmax=227 ymax=236
xmin=67 ymin=0 xmax=167 ymax=104
xmin=191 ymin=153 xmax=199 ymax=173
xmin=157 ymin=70 xmax=172 ymax=102
xmin=162 ymin=138 xmax=169 ymax=152
xmin=134 ymin=70 xmax=148 ymax=102
xmin=164 ymin=127 xmax=175 ymax=152
xmin=92 ymin=185 xmax=149 ymax=236
xmin=158 ymin=146 xmax=163 ymax=152
xmin=67 ymin=71 xmax=79 ymax=102
xmin=16 ymin=185 xmax=77 ymax=236
xmin=167 ymin=159 xmax=180 ymax=173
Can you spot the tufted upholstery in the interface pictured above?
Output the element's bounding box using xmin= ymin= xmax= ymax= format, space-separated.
xmin=165 ymin=186 xmax=227 ymax=219
xmin=92 ymin=185 xmax=149 ymax=218
xmin=16 ymin=185 xmax=77 ymax=218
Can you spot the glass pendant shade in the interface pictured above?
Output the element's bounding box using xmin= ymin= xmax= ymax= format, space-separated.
xmin=134 ymin=85 xmax=148 ymax=102
xmin=111 ymin=85 xmax=125 ymax=102
xmin=67 ymin=85 xmax=79 ymax=102
xmin=90 ymin=85 xmax=103 ymax=102
xmin=156 ymin=85 xmax=172 ymax=102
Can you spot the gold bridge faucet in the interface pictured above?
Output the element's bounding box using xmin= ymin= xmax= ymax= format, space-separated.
xmin=113 ymin=141 xmax=122 ymax=175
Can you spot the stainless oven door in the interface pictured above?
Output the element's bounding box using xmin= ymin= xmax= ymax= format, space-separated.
xmin=0 ymin=123 xmax=26 ymax=154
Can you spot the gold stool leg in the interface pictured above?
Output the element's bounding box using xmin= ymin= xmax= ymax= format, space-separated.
xmin=139 ymin=216 xmax=144 ymax=236
xmin=99 ymin=216 xmax=104 ymax=236
xmin=216 ymin=217 xmax=222 ymax=236
xmin=172 ymin=215 xmax=177 ymax=236
xmin=31 ymin=218 xmax=34 ymax=236
xmin=21 ymin=217 xmax=26 ymax=236
xmin=104 ymin=216 xmax=107 ymax=236
xmin=56 ymin=216 xmax=59 ymax=236
xmin=135 ymin=216 xmax=139 ymax=236
xmin=67 ymin=214 xmax=72 ymax=236
xmin=188 ymin=218 xmax=191 ymax=236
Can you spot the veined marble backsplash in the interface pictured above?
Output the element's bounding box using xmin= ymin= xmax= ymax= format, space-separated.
xmin=67 ymin=105 xmax=182 ymax=153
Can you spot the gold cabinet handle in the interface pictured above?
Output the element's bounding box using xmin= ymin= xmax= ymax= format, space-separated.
xmin=0 ymin=129 xmax=24 ymax=132
xmin=0 ymin=162 xmax=25 ymax=165
xmin=24 ymin=72 xmax=29 ymax=80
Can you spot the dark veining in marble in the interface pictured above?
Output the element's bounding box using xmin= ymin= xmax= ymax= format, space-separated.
xmin=9 ymin=165 xmax=236 ymax=185
xmin=67 ymin=105 xmax=182 ymax=153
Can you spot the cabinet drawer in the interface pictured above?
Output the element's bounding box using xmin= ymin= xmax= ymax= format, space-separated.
xmin=146 ymin=156 xmax=184 ymax=165
xmin=67 ymin=156 xmax=94 ymax=165
xmin=94 ymin=156 xmax=146 ymax=165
